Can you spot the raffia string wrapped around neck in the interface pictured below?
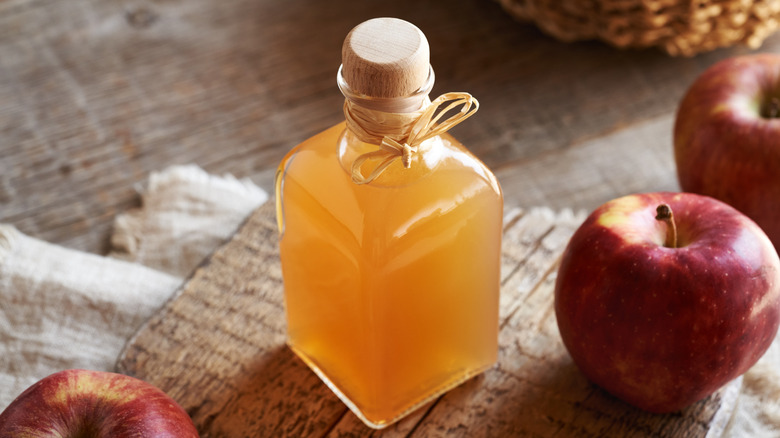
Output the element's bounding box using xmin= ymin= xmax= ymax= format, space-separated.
xmin=339 ymin=18 xmax=479 ymax=185
xmin=344 ymin=92 xmax=479 ymax=185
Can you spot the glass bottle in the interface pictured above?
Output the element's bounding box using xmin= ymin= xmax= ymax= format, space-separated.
xmin=274 ymin=17 xmax=503 ymax=429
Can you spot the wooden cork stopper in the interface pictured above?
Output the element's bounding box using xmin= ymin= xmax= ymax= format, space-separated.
xmin=342 ymin=18 xmax=430 ymax=98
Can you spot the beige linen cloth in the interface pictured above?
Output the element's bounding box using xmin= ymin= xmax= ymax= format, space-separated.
xmin=0 ymin=164 xmax=778 ymax=436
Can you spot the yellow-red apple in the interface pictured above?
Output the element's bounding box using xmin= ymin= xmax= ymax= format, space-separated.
xmin=675 ymin=53 xmax=780 ymax=250
xmin=555 ymin=192 xmax=780 ymax=412
xmin=0 ymin=369 xmax=198 ymax=437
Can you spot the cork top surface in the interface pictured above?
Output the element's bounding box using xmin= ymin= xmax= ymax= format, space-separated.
xmin=341 ymin=17 xmax=430 ymax=98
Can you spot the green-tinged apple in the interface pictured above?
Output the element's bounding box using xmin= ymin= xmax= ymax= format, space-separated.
xmin=674 ymin=53 xmax=780 ymax=249
xmin=0 ymin=369 xmax=199 ymax=437
xmin=555 ymin=192 xmax=780 ymax=413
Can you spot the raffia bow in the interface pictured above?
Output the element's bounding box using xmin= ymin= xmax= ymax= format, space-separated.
xmin=345 ymin=92 xmax=479 ymax=185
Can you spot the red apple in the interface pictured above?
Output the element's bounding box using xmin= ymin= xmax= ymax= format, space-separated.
xmin=555 ymin=192 xmax=780 ymax=413
xmin=0 ymin=369 xmax=198 ymax=437
xmin=674 ymin=53 xmax=780 ymax=250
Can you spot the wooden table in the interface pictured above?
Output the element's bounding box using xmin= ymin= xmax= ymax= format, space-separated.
xmin=2 ymin=0 xmax=779 ymax=435
xmin=4 ymin=0 xmax=780 ymax=254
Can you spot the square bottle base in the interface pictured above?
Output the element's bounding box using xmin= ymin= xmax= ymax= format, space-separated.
xmin=288 ymin=343 xmax=494 ymax=430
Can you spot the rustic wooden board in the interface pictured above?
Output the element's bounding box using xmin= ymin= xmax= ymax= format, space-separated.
xmin=116 ymin=201 xmax=741 ymax=437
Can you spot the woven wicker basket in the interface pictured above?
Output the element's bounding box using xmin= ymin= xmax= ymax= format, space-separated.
xmin=497 ymin=0 xmax=780 ymax=56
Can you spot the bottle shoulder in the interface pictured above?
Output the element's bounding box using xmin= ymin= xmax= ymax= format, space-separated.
xmin=435 ymin=132 xmax=502 ymax=197
xmin=280 ymin=122 xmax=347 ymax=159
xmin=277 ymin=122 xmax=501 ymax=199
xmin=276 ymin=124 xmax=502 ymax=241
xmin=338 ymin=129 xmax=501 ymax=195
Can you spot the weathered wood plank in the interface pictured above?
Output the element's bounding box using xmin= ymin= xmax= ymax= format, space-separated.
xmin=2 ymin=0 xmax=779 ymax=254
xmin=117 ymin=201 xmax=739 ymax=437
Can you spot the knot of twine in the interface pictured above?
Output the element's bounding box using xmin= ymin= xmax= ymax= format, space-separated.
xmin=344 ymin=92 xmax=479 ymax=185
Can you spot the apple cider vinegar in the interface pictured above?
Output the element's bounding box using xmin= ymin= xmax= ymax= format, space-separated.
xmin=274 ymin=18 xmax=502 ymax=428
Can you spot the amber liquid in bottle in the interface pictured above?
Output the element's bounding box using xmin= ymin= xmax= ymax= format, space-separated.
xmin=275 ymin=122 xmax=502 ymax=427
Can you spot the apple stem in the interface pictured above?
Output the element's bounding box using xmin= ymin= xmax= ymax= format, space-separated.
xmin=655 ymin=204 xmax=677 ymax=248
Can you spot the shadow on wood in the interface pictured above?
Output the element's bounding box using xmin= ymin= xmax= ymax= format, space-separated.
xmin=202 ymin=345 xmax=346 ymax=437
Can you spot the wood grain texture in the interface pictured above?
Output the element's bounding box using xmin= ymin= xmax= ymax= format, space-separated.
xmin=117 ymin=202 xmax=740 ymax=438
xmin=3 ymin=0 xmax=780 ymax=254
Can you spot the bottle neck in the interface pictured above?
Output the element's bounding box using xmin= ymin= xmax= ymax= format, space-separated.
xmin=337 ymin=64 xmax=435 ymax=114
xmin=336 ymin=65 xmax=479 ymax=186
xmin=337 ymin=64 xmax=435 ymax=185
